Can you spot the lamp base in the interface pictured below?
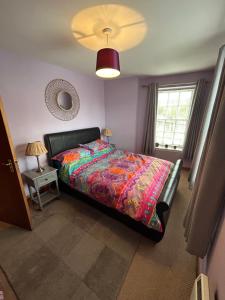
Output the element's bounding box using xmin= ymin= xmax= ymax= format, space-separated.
xmin=35 ymin=156 xmax=44 ymax=173
xmin=36 ymin=167 xmax=45 ymax=173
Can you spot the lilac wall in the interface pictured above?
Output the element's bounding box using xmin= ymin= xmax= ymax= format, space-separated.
xmin=105 ymin=77 xmax=139 ymax=152
xmin=0 ymin=50 xmax=105 ymax=175
xmin=207 ymin=211 xmax=225 ymax=300
xmin=199 ymin=208 xmax=225 ymax=300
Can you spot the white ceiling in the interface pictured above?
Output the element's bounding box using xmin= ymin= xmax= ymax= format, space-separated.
xmin=0 ymin=0 xmax=224 ymax=77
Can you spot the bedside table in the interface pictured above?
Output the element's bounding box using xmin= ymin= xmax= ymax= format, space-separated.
xmin=23 ymin=166 xmax=60 ymax=210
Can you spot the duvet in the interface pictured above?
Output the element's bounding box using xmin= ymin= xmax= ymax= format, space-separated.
xmin=59 ymin=149 xmax=173 ymax=232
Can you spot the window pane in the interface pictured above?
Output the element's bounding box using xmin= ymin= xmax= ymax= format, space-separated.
xmin=157 ymin=106 xmax=168 ymax=119
xmin=177 ymin=105 xmax=189 ymax=119
xmin=164 ymin=138 xmax=172 ymax=145
xmin=168 ymin=92 xmax=179 ymax=106
xmin=179 ymin=90 xmax=193 ymax=105
xmin=158 ymin=92 xmax=168 ymax=106
xmin=156 ymin=121 xmax=164 ymax=131
xmin=164 ymin=132 xmax=173 ymax=140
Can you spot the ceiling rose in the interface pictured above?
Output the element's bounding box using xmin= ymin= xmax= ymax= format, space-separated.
xmin=71 ymin=4 xmax=147 ymax=52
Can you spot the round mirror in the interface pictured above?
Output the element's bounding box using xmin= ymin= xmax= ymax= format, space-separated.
xmin=57 ymin=91 xmax=73 ymax=111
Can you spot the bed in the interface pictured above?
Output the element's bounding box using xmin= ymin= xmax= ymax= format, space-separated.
xmin=44 ymin=127 xmax=182 ymax=242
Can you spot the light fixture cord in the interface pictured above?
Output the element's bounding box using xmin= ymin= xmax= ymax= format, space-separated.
xmin=103 ymin=27 xmax=111 ymax=47
xmin=106 ymin=33 xmax=109 ymax=46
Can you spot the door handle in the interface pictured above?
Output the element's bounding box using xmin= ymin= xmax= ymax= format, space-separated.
xmin=1 ymin=159 xmax=14 ymax=173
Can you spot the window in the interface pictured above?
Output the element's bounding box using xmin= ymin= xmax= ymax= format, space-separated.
xmin=155 ymin=85 xmax=195 ymax=150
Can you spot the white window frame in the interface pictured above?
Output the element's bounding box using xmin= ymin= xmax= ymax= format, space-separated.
xmin=155 ymin=84 xmax=196 ymax=151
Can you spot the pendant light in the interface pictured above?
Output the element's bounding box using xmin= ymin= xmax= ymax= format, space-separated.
xmin=96 ymin=28 xmax=120 ymax=79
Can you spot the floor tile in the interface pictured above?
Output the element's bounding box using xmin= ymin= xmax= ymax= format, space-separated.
xmin=64 ymin=233 xmax=104 ymax=279
xmin=105 ymin=219 xmax=141 ymax=262
xmin=27 ymin=260 xmax=81 ymax=300
xmin=71 ymin=282 xmax=100 ymax=300
xmin=71 ymin=200 xmax=103 ymax=232
xmin=1 ymin=233 xmax=44 ymax=278
xmin=34 ymin=214 xmax=71 ymax=242
xmin=47 ymin=221 xmax=84 ymax=257
xmin=85 ymin=247 xmax=129 ymax=300
xmin=90 ymin=215 xmax=140 ymax=263
xmin=0 ymin=226 xmax=34 ymax=256
xmin=89 ymin=216 xmax=113 ymax=243
xmin=11 ymin=246 xmax=59 ymax=299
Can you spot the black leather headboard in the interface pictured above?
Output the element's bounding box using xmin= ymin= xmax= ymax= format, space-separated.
xmin=44 ymin=127 xmax=100 ymax=165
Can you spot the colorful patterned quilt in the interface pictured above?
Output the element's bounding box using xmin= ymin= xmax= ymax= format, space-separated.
xmin=59 ymin=149 xmax=174 ymax=232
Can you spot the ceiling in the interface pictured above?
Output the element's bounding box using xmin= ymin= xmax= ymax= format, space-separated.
xmin=0 ymin=0 xmax=224 ymax=77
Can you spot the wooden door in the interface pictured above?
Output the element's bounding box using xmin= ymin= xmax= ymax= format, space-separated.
xmin=0 ymin=97 xmax=31 ymax=230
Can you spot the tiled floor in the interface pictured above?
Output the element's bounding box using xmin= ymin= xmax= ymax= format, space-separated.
xmin=0 ymin=170 xmax=196 ymax=300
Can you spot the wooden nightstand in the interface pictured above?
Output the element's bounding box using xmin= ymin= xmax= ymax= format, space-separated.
xmin=23 ymin=166 xmax=60 ymax=210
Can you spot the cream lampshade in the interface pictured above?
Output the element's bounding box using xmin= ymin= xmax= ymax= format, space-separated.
xmin=102 ymin=128 xmax=112 ymax=143
xmin=25 ymin=141 xmax=48 ymax=172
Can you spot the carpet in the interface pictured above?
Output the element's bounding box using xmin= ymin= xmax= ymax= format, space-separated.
xmin=0 ymin=170 xmax=196 ymax=300
xmin=0 ymin=266 xmax=17 ymax=300
xmin=118 ymin=170 xmax=197 ymax=300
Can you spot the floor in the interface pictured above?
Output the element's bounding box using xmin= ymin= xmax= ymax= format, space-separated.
xmin=0 ymin=170 xmax=196 ymax=300
xmin=0 ymin=266 xmax=17 ymax=300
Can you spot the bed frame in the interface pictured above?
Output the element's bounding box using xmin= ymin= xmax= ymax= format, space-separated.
xmin=44 ymin=127 xmax=182 ymax=242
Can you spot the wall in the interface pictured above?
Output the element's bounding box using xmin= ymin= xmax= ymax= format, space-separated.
xmin=0 ymin=50 xmax=105 ymax=174
xmin=104 ymin=70 xmax=214 ymax=162
xmin=198 ymin=207 xmax=225 ymax=300
xmin=105 ymin=77 xmax=139 ymax=152
xmin=154 ymin=148 xmax=182 ymax=163
xmin=0 ymin=50 xmax=215 ymax=172
xmin=207 ymin=210 xmax=225 ymax=300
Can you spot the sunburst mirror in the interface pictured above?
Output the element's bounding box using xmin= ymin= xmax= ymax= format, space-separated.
xmin=45 ymin=79 xmax=80 ymax=121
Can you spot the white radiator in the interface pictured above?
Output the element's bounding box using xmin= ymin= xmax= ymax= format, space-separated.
xmin=190 ymin=274 xmax=210 ymax=300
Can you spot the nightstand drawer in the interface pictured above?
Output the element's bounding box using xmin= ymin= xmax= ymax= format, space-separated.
xmin=36 ymin=172 xmax=57 ymax=187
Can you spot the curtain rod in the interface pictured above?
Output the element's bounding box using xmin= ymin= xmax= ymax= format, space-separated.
xmin=141 ymin=82 xmax=198 ymax=88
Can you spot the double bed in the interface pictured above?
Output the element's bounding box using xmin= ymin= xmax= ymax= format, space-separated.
xmin=44 ymin=127 xmax=182 ymax=242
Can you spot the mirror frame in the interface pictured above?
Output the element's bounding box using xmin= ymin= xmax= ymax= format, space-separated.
xmin=45 ymin=79 xmax=80 ymax=121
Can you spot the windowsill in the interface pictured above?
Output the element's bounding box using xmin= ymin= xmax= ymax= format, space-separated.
xmin=155 ymin=147 xmax=182 ymax=153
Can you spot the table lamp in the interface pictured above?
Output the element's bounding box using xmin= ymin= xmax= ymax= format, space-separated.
xmin=25 ymin=141 xmax=48 ymax=172
xmin=102 ymin=128 xmax=112 ymax=143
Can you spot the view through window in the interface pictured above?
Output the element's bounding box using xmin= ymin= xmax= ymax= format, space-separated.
xmin=155 ymin=85 xmax=195 ymax=150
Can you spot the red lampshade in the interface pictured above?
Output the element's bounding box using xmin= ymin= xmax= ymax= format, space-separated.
xmin=96 ymin=48 xmax=120 ymax=78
